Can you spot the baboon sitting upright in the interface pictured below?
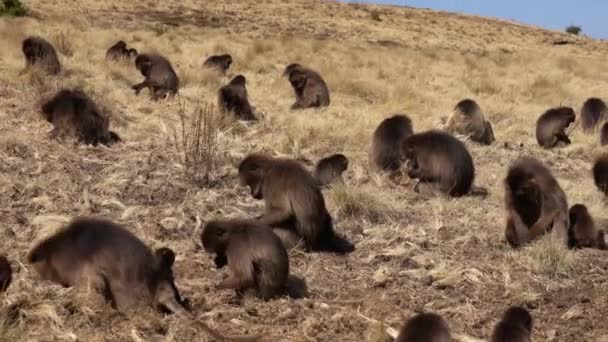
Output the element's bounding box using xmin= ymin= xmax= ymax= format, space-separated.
xmin=21 ymin=36 xmax=61 ymax=75
xmin=204 ymin=54 xmax=232 ymax=74
xmin=446 ymin=99 xmax=495 ymax=145
xmin=283 ymin=63 xmax=330 ymax=109
xmin=536 ymin=107 xmax=575 ymax=148
xmin=218 ymin=75 xmax=256 ymax=121
xmin=132 ymin=54 xmax=179 ymax=100
xmin=580 ymin=97 xmax=607 ymax=132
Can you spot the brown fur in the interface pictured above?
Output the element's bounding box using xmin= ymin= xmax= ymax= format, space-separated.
xmin=491 ymin=307 xmax=532 ymax=342
xmin=593 ymin=154 xmax=608 ymax=196
xmin=238 ymin=154 xmax=354 ymax=253
xmin=21 ymin=36 xmax=61 ymax=75
xmin=504 ymin=157 xmax=569 ymax=248
xmin=568 ymin=204 xmax=607 ymax=250
xmin=41 ymin=89 xmax=121 ymax=146
xmin=204 ymin=54 xmax=232 ymax=74
xmin=201 ymin=219 xmax=289 ymax=300
xmin=580 ymin=97 xmax=607 ymax=132
xmin=395 ymin=313 xmax=452 ymax=342
xmin=535 ymin=107 xmax=575 ymax=148
xmin=106 ymin=41 xmax=128 ymax=61
xmin=132 ymin=53 xmax=179 ymax=100
xmin=369 ymin=114 xmax=413 ymax=174
xmin=218 ymin=75 xmax=256 ymax=121
xmin=283 ymin=63 xmax=330 ymax=109
xmin=446 ymin=99 xmax=495 ymax=145
xmin=314 ymin=153 xmax=348 ymax=187
xmin=600 ymin=122 xmax=608 ymax=146
xmin=0 ymin=256 xmax=12 ymax=293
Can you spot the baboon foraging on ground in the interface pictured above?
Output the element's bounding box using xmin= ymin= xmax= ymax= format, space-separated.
xmin=21 ymin=36 xmax=61 ymax=75
xmin=41 ymin=89 xmax=121 ymax=146
xmin=201 ymin=219 xmax=289 ymax=300
xmin=283 ymin=63 xmax=330 ymax=109
xmin=0 ymin=256 xmax=11 ymax=293
xmin=218 ymin=75 xmax=256 ymax=121
xmin=568 ymin=204 xmax=607 ymax=250
xmin=402 ymin=130 xmax=485 ymax=197
xmin=581 ymin=97 xmax=607 ymax=132
xmin=132 ymin=54 xmax=179 ymax=100
xmin=593 ymin=154 xmax=608 ymax=195
xmin=490 ymin=306 xmax=532 ymax=342
xmin=600 ymin=122 xmax=608 ymax=146
xmin=446 ymin=99 xmax=495 ymax=145
xmin=504 ymin=157 xmax=569 ymax=248
xmin=314 ymin=153 xmax=348 ymax=187
xmin=369 ymin=114 xmax=413 ymax=174
xmin=395 ymin=312 xmax=452 ymax=342
xmin=204 ymin=54 xmax=232 ymax=74
xmin=535 ymin=107 xmax=575 ymax=148
xmin=238 ymin=154 xmax=354 ymax=253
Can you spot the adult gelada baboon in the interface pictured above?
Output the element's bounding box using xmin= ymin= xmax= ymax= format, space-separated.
xmin=504 ymin=157 xmax=569 ymax=248
xmin=314 ymin=153 xmax=348 ymax=187
xmin=283 ymin=63 xmax=330 ymax=109
xmin=600 ymin=122 xmax=608 ymax=146
xmin=446 ymin=99 xmax=495 ymax=145
xmin=41 ymin=89 xmax=121 ymax=146
xmin=491 ymin=306 xmax=533 ymax=342
xmin=580 ymin=97 xmax=607 ymax=132
xmin=568 ymin=204 xmax=607 ymax=250
xmin=204 ymin=54 xmax=232 ymax=74
xmin=218 ymin=75 xmax=256 ymax=121
xmin=395 ymin=313 xmax=452 ymax=342
xmin=536 ymin=106 xmax=575 ymax=148
xmin=132 ymin=53 xmax=179 ymax=100
xmin=369 ymin=114 xmax=413 ymax=174
xmin=21 ymin=36 xmax=61 ymax=75
xmin=202 ymin=219 xmax=289 ymax=300
xmin=106 ymin=41 xmax=128 ymax=61
xmin=0 ymin=256 xmax=11 ymax=293
xmin=238 ymin=153 xmax=354 ymax=253
xmin=593 ymin=154 xmax=608 ymax=196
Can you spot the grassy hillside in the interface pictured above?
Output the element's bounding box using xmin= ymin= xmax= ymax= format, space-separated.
xmin=1 ymin=0 xmax=608 ymax=340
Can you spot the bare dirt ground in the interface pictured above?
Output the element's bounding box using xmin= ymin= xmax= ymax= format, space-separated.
xmin=2 ymin=0 xmax=608 ymax=341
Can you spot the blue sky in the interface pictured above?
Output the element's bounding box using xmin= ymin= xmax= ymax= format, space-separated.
xmin=347 ymin=1 xmax=608 ymax=39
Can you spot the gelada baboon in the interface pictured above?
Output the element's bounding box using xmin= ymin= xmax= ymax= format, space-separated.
xmin=41 ymin=89 xmax=121 ymax=146
xmin=202 ymin=219 xmax=288 ymax=300
xmin=133 ymin=54 xmax=179 ymax=100
xmin=314 ymin=153 xmax=348 ymax=187
xmin=580 ymin=98 xmax=607 ymax=132
xmin=218 ymin=75 xmax=256 ymax=121
xmin=238 ymin=153 xmax=354 ymax=253
xmin=504 ymin=157 xmax=569 ymax=248
xmin=127 ymin=48 xmax=138 ymax=59
xmin=491 ymin=306 xmax=532 ymax=342
xmin=204 ymin=54 xmax=232 ymax=74
xmin=593 ymin=154 xmax=608 ymax=196
xmin=446 ymin=99 xmax=495 ymax=145
xmin=21 ymin=36 xmax=61 ymax=75
xmin=0 ymin=256 xmax=11 ymax=293
xmin=369 ymin=114 xmax=413 ymax=174
xmin=106 ymin=41 xmax=128 ymax=61
xmin=283 ymin=63 xmax=330 ymax=109
xmin=600 ymin=122 xmax=608 ymax=146
xmin=395 ymin=313 xmax=452 ymax=342
xmin=568 ymin=204 xmax=607 ymax=250
xmin=536 ymin=106 xmax=575 ymax=148
xmin=402 ymin=130 xmax=486 ymax=197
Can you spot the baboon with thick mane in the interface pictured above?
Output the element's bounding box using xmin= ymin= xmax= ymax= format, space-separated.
xmin=593 ymin=154 xmax=608 ymax=196
xmin=283 ymin=63 xmax=330 ymax=109
xmin=0 ymin=256 xmax=11 ymax=293
xmin=204 ymin=54 xmax=232 ymax=74
xmin=369 ymin=114 xmax=413 ymax=174
xmin=218 ymin=75 xmax=256 ymax=121
xmin=491 ymin=306 xmax=532 ymax=342
xmin=580 ymin=97 xmax=607 ymax=132
xmin=395 ymin=312 xmax=452 ymax=342
xmin=504 ymin=157 xmax=569 ymax=248
xmin=568 ymin=204 xmax=607 ymax=250
xmin=536 ymin=106 xmax=575 ymax=148
xmin=21 ymin=36 xmax=61 ymax=74
xmin=132 ymin=53 xmax=179 ymax=100
xmin=238 ymin=153 xmax=354 ymax=253
xmin=41 ymin=89 xmax=121 ymax=146
xmin=446 ymin=99 xmax=495 ymax=145
xmin=314 ymin=153 xmax=348 ymax=187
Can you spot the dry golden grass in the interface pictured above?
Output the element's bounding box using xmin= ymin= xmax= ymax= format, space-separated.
xmin=1 ymin=0 xmax=608 ymax=340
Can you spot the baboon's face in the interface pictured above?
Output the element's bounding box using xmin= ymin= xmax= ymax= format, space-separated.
xmin=135 ymin=56 xmax=152 ymax=77
xmin=201 ymin=223 xmax=229 ymax=254
xmin=238 ymin=159 xmax=264 ymax=199
xmin=506 ymin=171 xmax=537 ymax=197
xmin=223 ymin=55 xmax=232 ymax=69
xmin=289 ymin=72 xmax=307 ymax=90
xmin=22 ymin=40 xmax=36 ymax=58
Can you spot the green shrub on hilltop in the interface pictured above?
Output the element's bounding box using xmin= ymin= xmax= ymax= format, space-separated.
xmin=1 ymin=0 xmax=27 ymax=17
xmin=565 ymin=25 xmax=582 ymax=35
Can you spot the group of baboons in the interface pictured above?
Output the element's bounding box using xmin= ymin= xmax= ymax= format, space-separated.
xmin=3 ymin=34 xmax=608 ymax=341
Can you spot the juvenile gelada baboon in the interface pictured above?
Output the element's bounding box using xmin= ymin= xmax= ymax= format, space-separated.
xmin=491 ymin=306 xmax=532 ymax=342
xmin=402 ymin=130 xmax=486 ymax=197
xmin=369 ymin=114 xmax=413 ymax=174
xmin=41 ymin=89 xmax=121 ymax=146
xmin=218 ymin=75 xmax=256 ymax=121
xmin=580 ymin=97 xmax=607 ymax=132
xmin=21 ymin=36 xmax=61 ymax=75
xmin=446 ymin=99 xmax=495 ymax=145
xmin=314 ymin=153 xmax=348 ymax=187
xmin=395 ymin=312 xmax=452 ymax=342
xmin=568 ymin=204 xmax=607 ymax=250
xmin=536 ymin=106 xmax=575 ymax=148
xmin=202 ymin=219 xmax=289 ymax=300
xmin=593 ymin=153 xmax=608 ymax=196
xmin=204 ymin=54 xmax=232 ymax=74
xmin=133 ymin=53 xmax=179 ymax=100
xmin=504 ymin=157 xmax=569 ymax=248
xmin=283 ymin=63 xmax=330 ymax=109
xmin=0 ymin=256 xmax=12 ymax=293
xmin=106 ymin=41 xmax=137 ymax=61
xmin=238 ymin=153 xmax=354 ymax=253
xmin=600 ymin=122 xmax=608 ymax=146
